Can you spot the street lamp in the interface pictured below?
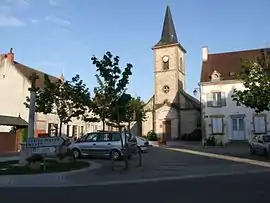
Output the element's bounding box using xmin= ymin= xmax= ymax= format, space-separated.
xmin=193 ymin=86 xmax=202 ymax=139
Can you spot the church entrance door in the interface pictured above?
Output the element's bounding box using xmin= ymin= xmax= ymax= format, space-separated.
xmin=163 ymin=120 xmax=171 ymax=141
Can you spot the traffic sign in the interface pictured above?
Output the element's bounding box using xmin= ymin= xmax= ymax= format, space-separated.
xmin=25 ymin=137 xmax=65 ymax=148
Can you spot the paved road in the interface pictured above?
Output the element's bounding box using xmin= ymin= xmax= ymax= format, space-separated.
xmin=0 ymin=171 xmax=270 ymax=203
xmin=66 ymin=147 xmax=268 ymax=185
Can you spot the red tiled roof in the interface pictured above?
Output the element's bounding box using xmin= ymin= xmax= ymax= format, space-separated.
xmin=200 ymin=48 xmax=267 ymax=83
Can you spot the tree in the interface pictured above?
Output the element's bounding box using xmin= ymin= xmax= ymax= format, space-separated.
xmin=232 ymin=51 xmax=270 ymax=113
xmin=109 ymin=93 xmax=132 ymax=129
xmin=125 ymin=96 xmax=147 ymax=130
xmin=90 ymin=51 xmax=133 ymax=130
xmin=24 ymin=74 xmax=91 ymax=136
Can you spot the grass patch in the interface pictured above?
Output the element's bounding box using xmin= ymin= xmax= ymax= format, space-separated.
xmin=0 ymin=160 xmax=90 ymax=175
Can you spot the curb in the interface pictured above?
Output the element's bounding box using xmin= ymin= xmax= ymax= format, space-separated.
xmin=0 ymin=160 xmax=102 ymax=187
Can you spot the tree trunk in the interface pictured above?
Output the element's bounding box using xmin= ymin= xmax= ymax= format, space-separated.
xmin=102 ymin=118 xmax=105 ymax=131
xmin=59 ymin=121 xmax=63 ymax=137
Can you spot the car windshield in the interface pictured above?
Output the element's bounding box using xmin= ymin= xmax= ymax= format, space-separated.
xmin=263 ymin=135 xmax=270 ymax=142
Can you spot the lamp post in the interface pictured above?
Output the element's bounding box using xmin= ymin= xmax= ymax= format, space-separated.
xmin=193 ymin=86 xmax=203 ymax=142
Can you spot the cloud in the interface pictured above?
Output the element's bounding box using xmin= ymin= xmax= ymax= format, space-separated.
xmin=45 ymin=15 xmax=71 ymax=26
xmin=30 ymin=19 xmax=40 ymax=24
xmin=0 ymin=15 xmax=25 ymax=27
xmin=48 ymin=0 xmax=58 ymax=6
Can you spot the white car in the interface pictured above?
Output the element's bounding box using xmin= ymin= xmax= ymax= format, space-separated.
xmin=69 ymin=131 xmax=137 ymax=160
xmin=135 ymin=136 xmax=149 ymax=153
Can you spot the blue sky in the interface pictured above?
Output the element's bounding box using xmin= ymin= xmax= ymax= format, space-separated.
xmin=0 ymin=0 xmax=270 ymax=101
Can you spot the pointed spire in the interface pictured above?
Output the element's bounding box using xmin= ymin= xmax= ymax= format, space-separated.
xmin=154 ymin=6 xmax=178 ymax=48
xmin=59 ymin=73 xmax=65 ymax=83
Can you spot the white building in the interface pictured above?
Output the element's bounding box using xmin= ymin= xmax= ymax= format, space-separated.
xmin=0 ymin=49 xmax=102 ymax=137
xmin=200 ymin=47 xmax=270 ymax=144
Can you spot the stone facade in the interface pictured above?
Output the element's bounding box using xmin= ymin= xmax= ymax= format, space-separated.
xmin=140 ymin=6 xmax=200 ymax=140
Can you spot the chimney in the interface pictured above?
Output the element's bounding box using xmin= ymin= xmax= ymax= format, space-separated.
xmin=202 ymin=46 xmax=208 ymax=61
xmin=6 ymin=48 xmax=14 ymax=62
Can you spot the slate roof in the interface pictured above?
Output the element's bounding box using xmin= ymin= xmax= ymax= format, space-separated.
xmin=153 ymin=6 xmax=186 ymax=53
xmin=0 ymin=115 xmax=28 ymax=127
xmin=200 ymin=48 xmax=270 ymax=83
xmin=14 ymin=61 xmax=59 ymax=89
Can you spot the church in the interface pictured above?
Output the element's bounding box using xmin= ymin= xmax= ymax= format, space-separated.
xmin=140 ymin=6 xmax=200 ymax=140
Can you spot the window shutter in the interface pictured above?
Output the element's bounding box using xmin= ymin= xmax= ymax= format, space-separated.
xmin=217 ymin=118 xmax=223 ymax=133
xmin=206 ymin=93 xmax=213 ymax=107
xmin=221 ymin=92 xmax=226 ymax=106
xmin=254 ymin=116 xmax=266 ymax=133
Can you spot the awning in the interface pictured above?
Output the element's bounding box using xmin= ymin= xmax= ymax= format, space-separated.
xmin=0 ymin=115 xmax=28 ymax=127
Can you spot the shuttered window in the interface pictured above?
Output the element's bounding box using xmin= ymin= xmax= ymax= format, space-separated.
xmin=211 ymin=117 xmax=224 ymax=134
xmin=206 ymin=92 xmax=226 ymax=107
xmin=254 ymin=115 xmax=266 ymax=134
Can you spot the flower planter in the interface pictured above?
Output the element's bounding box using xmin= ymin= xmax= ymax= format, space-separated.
xmin=148 ymin=141 xmax=159 ymax=147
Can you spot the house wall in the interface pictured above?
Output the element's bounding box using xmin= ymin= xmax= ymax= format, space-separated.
xmin=201 ymin=81 xmax=270 ymax=144
xmin=0 ymin=59 xmax=101 ymax=137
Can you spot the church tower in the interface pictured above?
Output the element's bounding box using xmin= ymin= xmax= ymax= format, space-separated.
xmin=152 ymin=6 xmax=186 ymax=140
xmin=153 ymin=6 xmax=186 ymax=105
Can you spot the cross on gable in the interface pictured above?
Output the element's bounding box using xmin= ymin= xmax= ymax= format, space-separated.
xmin=29 ymin=73 xmax=39 ymax=90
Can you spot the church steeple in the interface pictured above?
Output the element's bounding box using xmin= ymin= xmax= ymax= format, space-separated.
xmin=154 ymin=6 xmax=178 ymax=47
xmin=153 ymin=6 xmax=186 ymax=52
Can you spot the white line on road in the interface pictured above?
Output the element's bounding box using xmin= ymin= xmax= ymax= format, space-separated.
xmin=88 ymin=169 xmax=270 ymax=186
xmin=166 ymin=147 xmax=270 ymax=168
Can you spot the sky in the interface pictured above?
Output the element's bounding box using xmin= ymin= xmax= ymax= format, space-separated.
xmin=0 ymin=0 xmax=270 ymax=101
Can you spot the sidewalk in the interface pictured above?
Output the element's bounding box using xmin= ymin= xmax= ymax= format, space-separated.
xmin=164 ymin=141 xmax=269 ymax=162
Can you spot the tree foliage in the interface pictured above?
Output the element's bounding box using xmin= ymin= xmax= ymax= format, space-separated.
xmin=90 ymin=51 xmax=133 ymax=130
xmin=24 ymin=74 xmax=91 ymax=136
xmin=125 ymin=96 xmax=147 ymax=129
xmin=232 ymin=51 xmax=270 ymax=113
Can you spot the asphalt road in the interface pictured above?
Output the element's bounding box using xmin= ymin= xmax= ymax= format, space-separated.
xmin=0 ymin=171 xmax=269 ymax=203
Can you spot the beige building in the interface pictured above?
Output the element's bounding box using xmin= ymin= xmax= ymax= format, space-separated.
xmin=0 ymin=49 xmax=102 ymax=138
xmin=200 ymin=47 xmax=270 ymax=144
xmin=140 ymin=6 xmax=200 ymax=140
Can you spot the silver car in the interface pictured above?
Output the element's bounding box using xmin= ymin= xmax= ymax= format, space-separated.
xmin=249 ymin=134 xmax=270 ymax=156
xmin=70 ymin=131 xmax=137 ymax=160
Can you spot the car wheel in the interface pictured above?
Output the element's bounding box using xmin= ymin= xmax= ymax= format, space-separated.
xmin=72 ymin=148 xmax=81 ymax=159
xmin=249 ymin=146 xmax=255 ymax=155
xmin=110 ymin=149 xmax=121 ymax=160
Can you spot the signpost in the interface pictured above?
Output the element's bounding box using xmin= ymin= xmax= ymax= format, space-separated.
xmin=25 ymin=137 xmax=65 ymax=156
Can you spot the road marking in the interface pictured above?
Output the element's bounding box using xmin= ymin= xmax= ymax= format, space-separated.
xmin=88 ymin=169 xmax=270 ymax=186
xmin=166 ymin=147 xmax=270 ymax=168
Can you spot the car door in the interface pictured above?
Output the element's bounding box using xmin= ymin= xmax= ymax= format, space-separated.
xmin=78 ymin=133 xmax=99 ymax=156
xmin=93 ymin=133 xmax=112 ymax=157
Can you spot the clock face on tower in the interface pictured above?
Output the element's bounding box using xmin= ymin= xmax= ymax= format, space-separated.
xmin=162 ymin=55 xmax=169 ymax=63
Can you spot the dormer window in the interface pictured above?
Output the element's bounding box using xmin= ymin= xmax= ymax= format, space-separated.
xmin=211 ymin=70 xmax=221 ymax=82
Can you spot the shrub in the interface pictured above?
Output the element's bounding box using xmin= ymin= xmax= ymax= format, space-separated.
xmin=147 ymin=130 xmax=158 ymax=141
xmin=204 ymin=136 xmax=216 ymax=146
xmin=26 ymin=154 xmax=44 ymax=163
xmin=181 ymin=129 xmax=202 ymax=141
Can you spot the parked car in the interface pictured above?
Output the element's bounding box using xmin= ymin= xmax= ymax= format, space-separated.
xmin=135 ymin=136 xmax=150 ymax=153
xmin=249 ymin=134 xmax=270 ymax=156
xmin=69 ymin=131 xmax=137 ymax=160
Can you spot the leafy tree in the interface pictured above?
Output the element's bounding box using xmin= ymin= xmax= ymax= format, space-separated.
xmin=125 ymin=96 xmax=147 ymax=130
xmin=109 ymin=93 xmax=132 ymax=129
xmin=90 ymin=51 xmax=133 ymax=130
xmin=232 ymin=51 xmax=270 ymax=113
xmin=24 ymin=74 xmax=91 ymax=136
